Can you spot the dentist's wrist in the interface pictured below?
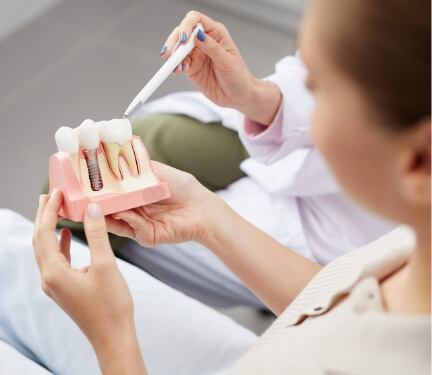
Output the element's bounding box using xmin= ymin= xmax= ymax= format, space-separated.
xmin=237 ymin=78 xmax=282 ymax=126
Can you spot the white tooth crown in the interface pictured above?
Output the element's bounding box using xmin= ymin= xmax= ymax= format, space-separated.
xmin=55 ymin=126 xmax=79 ymax=153
xmin=77 ymin=119 xmax=100 ymax=150
xmin=98 ymin=119 xmax=132 ymax=145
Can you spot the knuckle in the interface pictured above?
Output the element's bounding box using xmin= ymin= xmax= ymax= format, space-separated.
xmin=216 ymin=22 xmax=226 ymax=32
xmin=96 ymin=259 xmax=115 ymax=272
xmin=185 ymin=171 xmax=197 ymax=184
xmin=171 ymin=26 xmax=179 ymax=35
xmin=42 ymin=270 xmax=59 ymax=289
xmin=86 ymin=226 xmax=106 ymax=242
xmin=187 ymin=10 xmax=199 ymax=18
xmin=41 ymin=280 xmax=51 ymax=296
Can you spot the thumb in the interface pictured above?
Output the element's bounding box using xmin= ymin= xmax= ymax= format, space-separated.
xmin=84 ymin=203 xmax=115 ymax=265
xmin=195 ymin=30 xmax=230 ymax=68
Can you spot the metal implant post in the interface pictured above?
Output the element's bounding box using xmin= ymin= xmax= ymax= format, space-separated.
xmin=83 ymin=149 xmax=103 ymax=191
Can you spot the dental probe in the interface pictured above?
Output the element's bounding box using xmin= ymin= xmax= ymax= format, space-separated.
xmin=123 ymin=23 xmax=204 ymax=119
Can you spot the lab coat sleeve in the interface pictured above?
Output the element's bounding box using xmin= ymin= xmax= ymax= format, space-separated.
xmin=238 ymin=52 xmax=314 ymax=164
xmin=238 ymin=52 xmax=342 ymax=196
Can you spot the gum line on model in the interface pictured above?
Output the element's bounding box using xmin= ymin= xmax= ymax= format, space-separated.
xmin=49 ymin=118 xmax=170 ymax=222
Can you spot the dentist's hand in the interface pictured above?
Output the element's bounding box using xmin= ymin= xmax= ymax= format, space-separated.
xmin=161 ymin=11 xmax=282 ymax=125
xmin=106 ymin=161 xmax=222 ymax=247
xmin=33 ymin=190 xmax=146 ymax=374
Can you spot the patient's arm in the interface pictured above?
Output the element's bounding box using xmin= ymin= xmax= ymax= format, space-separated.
xmin=202 ymin=199 xmax=321 ymax=315
xmin=107 ymin=162 xmax=321 ymax=315
xmin=95 ymin=334 xmax=147 ymax=375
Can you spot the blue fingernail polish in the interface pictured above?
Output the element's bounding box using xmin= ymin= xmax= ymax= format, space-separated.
xmin=160 ymin=45 xmax=167 ymax=55
xmin=179 ymin=32 xmax=187 ymax=44
xmin=197 ymin=29 xmax=206 ymax=42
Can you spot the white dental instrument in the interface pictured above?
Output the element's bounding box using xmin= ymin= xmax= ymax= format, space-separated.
xmin=123 ymin=23 xmax=204 ymax=119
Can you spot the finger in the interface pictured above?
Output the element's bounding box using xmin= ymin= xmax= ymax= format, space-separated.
xmin=173 ymin=62 xmax=183 ymax=74
xmin=194 ymin=31 xmax=231 ymax=68
xmin=161 ymin=26 xmax=179 ymax=58
xmin=59 ymin=228 xmax=72 ymax=264
xmin=84 ymin=203 xmax=116 ymax=266
xmin=34 ymin=194 xmax=48 ymax=231
xmin=178 ymin=11 xmax=221 ymax=44
xmin=33 ymin=191 xmax=68 ymax=272
xmin=34 ymin=189 xmax=64 ymax=266
xmin=113 ymin=210 xmax=145 ymax=230
xmin=39 ymin=189 xmax=63 ymax=233
xmin=182 ymin=56 xmax=192 ymax=73
xmin=105 ymin=216 xmax=135 ymax=239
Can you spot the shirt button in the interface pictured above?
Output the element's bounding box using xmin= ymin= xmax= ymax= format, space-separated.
xmin=353 ymin=300 xmax=367 ymax=313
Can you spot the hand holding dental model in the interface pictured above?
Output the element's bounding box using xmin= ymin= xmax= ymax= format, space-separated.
xmin=50 ymin=118 xmax=170 ymax=222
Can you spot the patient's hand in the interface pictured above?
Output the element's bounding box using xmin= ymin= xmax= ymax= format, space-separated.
xmin=106 ymin=161 xmax=222 ymax=247
xmin=32 ymin=190 xmax=146 ymax=374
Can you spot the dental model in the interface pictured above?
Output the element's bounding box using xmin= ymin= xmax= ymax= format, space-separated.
xmin=48 ymin=118 xmax=170 ymax=222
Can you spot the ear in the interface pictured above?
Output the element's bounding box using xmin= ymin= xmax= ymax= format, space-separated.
xmin=399 ymin=119 xmax=431 ymax=208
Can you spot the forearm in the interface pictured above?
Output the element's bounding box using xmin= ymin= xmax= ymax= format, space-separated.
xmin=237 ymin=78 xmax=282 ymax=126
xmin=92 ymin=325 xmax=147 ymax=375
xmin=202 ymin=196 xmax=321 ymax=315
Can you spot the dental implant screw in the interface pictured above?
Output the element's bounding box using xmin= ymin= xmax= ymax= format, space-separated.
xmin=83 ymin=149 xmax=103 ymax=191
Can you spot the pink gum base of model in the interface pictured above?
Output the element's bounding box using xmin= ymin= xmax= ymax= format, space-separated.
xmin=49 ymin=136 xmax=170 ymax=222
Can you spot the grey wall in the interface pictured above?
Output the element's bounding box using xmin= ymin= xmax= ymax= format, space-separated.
xmin=0 ymin=0 xmax=64 ymax=41
xmin=189 ymin=0 xmax=306 ymax=33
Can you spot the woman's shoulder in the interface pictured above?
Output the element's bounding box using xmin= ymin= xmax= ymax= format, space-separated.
xmin=277 ymin=225 xmax=416 ymax=326
xmin=228 ymin=227 xmax=428 ymax=375
xmin=317 ymin=276 xmax=430 ymax=374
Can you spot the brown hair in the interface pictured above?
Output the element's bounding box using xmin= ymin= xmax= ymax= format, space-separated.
xmin=325 ymin=0 xmax=430 ymax=129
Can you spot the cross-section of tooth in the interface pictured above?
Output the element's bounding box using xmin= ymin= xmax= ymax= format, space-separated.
xmin=55 ymin=126 xmax=81 ymax=180
xmin=120 ymin=141 xmax=139 ymax=176
xmin=98 ymin=119 xmax=139 ymax=179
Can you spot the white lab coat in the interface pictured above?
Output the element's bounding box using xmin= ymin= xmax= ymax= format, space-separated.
xmin=133 ymin=54 xmax=395 ymax=264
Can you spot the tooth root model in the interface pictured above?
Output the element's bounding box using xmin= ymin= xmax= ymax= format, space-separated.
xmin=77 ymin=119 xmax=103 ymax=191
xmin=48 ymin=117 xmax=170 ymax=222
xmin=98 ymin=119 xmax=139 ymax=179
xmin=55 ymin=126 xmax=80 ymax=180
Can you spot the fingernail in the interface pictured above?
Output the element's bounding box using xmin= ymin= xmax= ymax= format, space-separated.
xmin=197 ymin=29 xmax=206 ymax=42
xmin=160 ymin=45 xmax=167 ymax=55
xmin=87 ymin=203 xmax=102 ymax=219
xmin=179 ymin=32 xmax=187 ymax=44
